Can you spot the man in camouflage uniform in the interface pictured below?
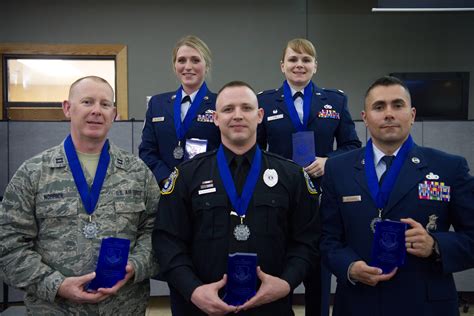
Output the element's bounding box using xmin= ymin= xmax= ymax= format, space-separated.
xmin=0 ymin=76 xmax=160 ymax=315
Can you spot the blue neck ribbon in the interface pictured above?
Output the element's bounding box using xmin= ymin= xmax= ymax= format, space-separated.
xmin=283 ymin=80 xmax=313 ymax=132
xmin=216 ymin=145 xmax=262 ymax=218
xmin=64 ymin=134 xmax=110 ymax=215
xmin=173 ymin=82 xmax=208 ymax=141
xmin=364 ymin=135 xmax=414 ymax=209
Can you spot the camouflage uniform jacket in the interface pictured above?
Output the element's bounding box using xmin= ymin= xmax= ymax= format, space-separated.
xmin=0 ymin=140 xmax=160 ymax=315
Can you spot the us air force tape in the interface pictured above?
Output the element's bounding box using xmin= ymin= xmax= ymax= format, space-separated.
xmin=303 ymin=169 xmax=318 ymax=195
xmin=161 ymin=167 xmax=179 ymax=195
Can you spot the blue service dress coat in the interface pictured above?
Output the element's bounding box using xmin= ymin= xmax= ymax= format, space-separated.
xmin=139 ymin=90 xmax=221 ymax=184
xmin=257 ymin=83 xmax=361 ymax=159
xmin=320 ymin=144 xmax=474 ymax=316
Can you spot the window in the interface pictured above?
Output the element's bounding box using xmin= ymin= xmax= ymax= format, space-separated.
xmin=0 ymin=44 xmax=128 ymax=120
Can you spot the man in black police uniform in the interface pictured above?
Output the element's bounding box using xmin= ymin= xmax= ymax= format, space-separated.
xmin=153 ymin=81 xmax=320 ymax=315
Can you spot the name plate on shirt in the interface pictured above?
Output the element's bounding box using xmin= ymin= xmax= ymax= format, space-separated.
xmin=185 ymin=138 xmax=208 ymax=160
xmin=292 ymin=131 xmax=315 ymax=167
xmin=371 ymin=220 xmax=407 ymax=274
xmin=267 ymin=114 xmax=284 ymax=121
xmin=87 ymin=237 xmax=130 ymax=290
xmin=223 ymin=252 xmax=257 ymax=306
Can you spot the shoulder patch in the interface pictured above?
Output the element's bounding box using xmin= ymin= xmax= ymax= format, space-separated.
xmin=161 ymin=168 xmax=179 ymax=195
xmin=303 ymin=169 xmax=318 ymax=195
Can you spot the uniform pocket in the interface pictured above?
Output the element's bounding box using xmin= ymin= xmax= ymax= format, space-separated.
xmin=35 ymin=195 xmax=79 ymax=256
xmin=254 ymin=194 xmax=289 ymax=235
xmin=192 ymin=194 xmax=228 ymax=239
xmin=114 ymin=199 xmax=146 ymax=237
xmin=426 ymin=274 xmax=457 ymax=301
xmin=36 ymin=196 xmax=78 ymax=218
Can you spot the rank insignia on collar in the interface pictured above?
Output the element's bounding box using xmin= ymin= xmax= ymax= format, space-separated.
xmin=303 ymin=169 xmax=318 ymax=195
xmin=273 ymin=109 xmax=278 ymax=114
xmin=426 ymin=214 xmax=438 ymax=232
xmin=426 ymin=172 xmax=440 ymax=180
xmin=418 ymin=180 xmax=450 ymax=202
xmin=161 ymin=168 xmax=179 ymax=195
xmin=171 ymin=95 xmax=176 ymax=100
xmin=204 ymin=96 xmax=209 ymax=100
xmin=411 ymin=157 xmax=420 ymax=164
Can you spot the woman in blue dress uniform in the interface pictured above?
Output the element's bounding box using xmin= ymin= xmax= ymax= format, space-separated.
xmin=257 ymin=38 xmax=361 ymax=316
xmin=139 ymin=35 xmax=220 ymax=187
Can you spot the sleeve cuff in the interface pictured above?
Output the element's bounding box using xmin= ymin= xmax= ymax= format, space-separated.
xmin=280 ymin=257 xmax=310 ymax=290
xmin=166 ymin=266 xmax=203 ymax=301
xmin=347 ymin=262 xmax=358 ymax=285
xmin=39 ymin=271 xmax=66 ymax=303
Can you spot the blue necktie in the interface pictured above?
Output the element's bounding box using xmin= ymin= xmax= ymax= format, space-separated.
xmin=379 ymin=155 xmax=395 ymax=186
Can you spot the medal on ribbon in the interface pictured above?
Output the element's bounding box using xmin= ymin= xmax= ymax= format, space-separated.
xmin=365 ymin=135 xmax=414 ymax=233
xmin=217 ymin=145 xmax=262 ymax=241
xmin=173 ymin=82 xmax=208 ymax=160
xmin=64 ymin=135 xmax=110 ymax=239
xmin=173 ymin=141 xmax=184 ymax=159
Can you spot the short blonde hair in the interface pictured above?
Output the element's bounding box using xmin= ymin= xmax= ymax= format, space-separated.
xmin=68 ymin=76 xmax=114 ymax=101
xmin=281 ymin=38 xmax=317 ymax=61
xmin=172 ymin=35 xmax=212 ymax=73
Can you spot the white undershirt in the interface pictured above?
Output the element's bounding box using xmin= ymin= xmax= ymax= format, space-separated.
xmin=181 ymin=90 xmax=199 ymax=122
xmin=290 ymin=87 xmax=304 ymax=123
xmin=372 ymin=143 xmax=401 ymax=181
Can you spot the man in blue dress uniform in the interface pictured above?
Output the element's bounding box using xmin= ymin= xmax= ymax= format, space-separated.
xmin=320 ymin=76 xmax=474 ymax=316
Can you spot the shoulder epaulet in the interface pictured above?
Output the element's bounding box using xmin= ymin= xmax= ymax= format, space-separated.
xmin=258 ymin=88 xmax=279 ymax=97
xmin=179 ymin=149 xmax=218 ymax=167
xmin=322 ymin=88 xmax=346 ymax=96
xmin=262 ymin=150 xmax=297 ymax=165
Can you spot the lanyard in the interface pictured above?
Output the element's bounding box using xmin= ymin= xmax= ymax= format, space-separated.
xmin=364 ymin=135 xmax=414 ymax=209
xmin=64 ymin=135 xmax=110 ymax=215
xmin=216 ymin=145 xmax=262 ymax=218
xmin=282 ymin=80 xmax=313 ymax=132
xmin=173 ymin=82 xmax=208 ymax=141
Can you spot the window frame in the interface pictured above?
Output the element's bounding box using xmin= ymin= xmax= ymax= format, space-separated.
xmin=0 ymin=43 xmax=128 ymax=121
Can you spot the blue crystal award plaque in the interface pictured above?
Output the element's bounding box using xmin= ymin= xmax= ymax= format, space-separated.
xmin=371 ymin=220 xmax=407 ymax=274
xmin=87 ymin=237 xmax=130 ymax=290
xmin=292 ymin=131 xmax=315 ymax=167
xmin=223 ymin=252 xmax=257 ymax=306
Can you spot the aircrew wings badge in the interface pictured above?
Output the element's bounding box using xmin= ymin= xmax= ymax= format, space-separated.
xmin=303 ymin=169 xmax=318 ymax=195
xmin=161 ymin=168 xmax=179 ymax=195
